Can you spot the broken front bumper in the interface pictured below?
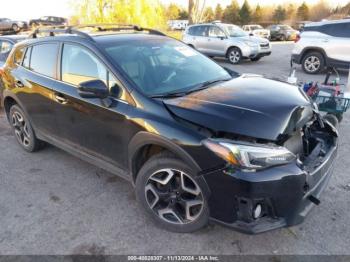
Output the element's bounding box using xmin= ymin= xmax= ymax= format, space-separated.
xmin=201 ymin=140 xmax=337 ymax=234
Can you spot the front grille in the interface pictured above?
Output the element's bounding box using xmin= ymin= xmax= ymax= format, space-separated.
xmin=260 ymin=43 xmax=269 ymax=48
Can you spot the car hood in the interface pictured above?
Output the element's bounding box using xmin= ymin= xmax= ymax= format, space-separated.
xmin=253 ymin=29 xmax=269 ymax=34
xmin=233 ymin=35 xmax=269 ymax=44
xmin=163 ymin=75 xmax=314 ymax=141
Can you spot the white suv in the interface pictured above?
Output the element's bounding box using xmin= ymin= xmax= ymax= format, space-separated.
xmin=183 ymin=22 xmax=271 ymax=64
xmin=292 ymin=19 xmax=350 ymax=74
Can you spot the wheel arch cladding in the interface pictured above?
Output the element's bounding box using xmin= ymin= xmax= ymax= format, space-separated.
xmin=301 ymin=48 xmax=327 ymax=64
xmin=128 ymin=132 xmax=201 ymax=182
xmin=226 ymin=46 xmax=241 ymax=57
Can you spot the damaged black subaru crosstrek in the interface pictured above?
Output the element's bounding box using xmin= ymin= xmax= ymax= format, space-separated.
xmin=1 ymin=25 xmax=337 ymax=234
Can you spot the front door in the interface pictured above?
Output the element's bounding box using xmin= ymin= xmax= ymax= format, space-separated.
xmin=52 ymin=43 xmax=132 ymax=169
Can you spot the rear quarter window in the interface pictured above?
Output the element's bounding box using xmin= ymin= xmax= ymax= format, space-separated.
xmin=321 ymin=22 xmax=350 ymax=38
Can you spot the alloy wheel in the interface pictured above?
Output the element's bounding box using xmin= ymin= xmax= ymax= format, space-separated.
xmin=145 ymin=168 xmax=204 ymax=225
xmin=229 ymin=50 xmax=241 ymax=64
xmin=304 ymin=56 xmax=321 ymax=73
xmin=11 ymin=111 xmax=31 ymax=147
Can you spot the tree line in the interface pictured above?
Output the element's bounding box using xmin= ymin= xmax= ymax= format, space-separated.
xmin=185 ymin=0 xmax=341 ymax=25
xmin=69 ymin=0 xmax=350 ymax=29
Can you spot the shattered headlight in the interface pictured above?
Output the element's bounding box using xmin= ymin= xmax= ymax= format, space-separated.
xmin=203 ymin=139 xmax=296 ymax=171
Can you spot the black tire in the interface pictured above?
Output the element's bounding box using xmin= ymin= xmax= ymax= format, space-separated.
xmin=135 ymin=153 xmax=209 ymax=233
xmin=227 ymin=47 xmax=242 ymax=64
xmin=250 ymin=57 xmax=261 ymax=62
xmin=324 ymin=113 xmax=339 ymax=128
xmin=302 ymin=51 xmax=325 ymax=74
xmin=12 ymin=24 xmax=19 ymax=32
xmin=9 ymin=104 xmax=44 ymax=152
xmin=280 ymin=35 xmax=286 ymax=41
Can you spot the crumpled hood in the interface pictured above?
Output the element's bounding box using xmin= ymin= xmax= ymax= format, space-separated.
xmin=164 ymin=76 xmax=314 ymax=141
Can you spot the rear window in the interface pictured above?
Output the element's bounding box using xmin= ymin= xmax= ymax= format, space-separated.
xmin=0 ymin=41 xmax=13 ymax=62
xmin=188 ymin=26 xmax=207 ymax=36
xmin=304 ymin=22 xmax=350 ymax=38
xmin=30 ymin=43 xmax=59 ymax=78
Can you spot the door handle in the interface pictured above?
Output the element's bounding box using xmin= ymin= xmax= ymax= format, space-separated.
xmin=54 ymin=93 xmax=68 ymax=104
xmin=323 ymin=38 xmax=329 ymax=42
xmin=15 ymin=80 xmax=24 ymax=88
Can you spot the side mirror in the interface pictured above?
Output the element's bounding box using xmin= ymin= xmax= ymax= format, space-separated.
xmin=249 ymin=33 xmax=254 ymax=36
xmin=78 ymin=79 xmax=109 ymax=99
xmin=218 ymin=36 xmax=226 ymax=40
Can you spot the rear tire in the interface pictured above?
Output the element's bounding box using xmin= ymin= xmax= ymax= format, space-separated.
xmin=227 ymin=47 xmax=242 ymax=64
xmin=135 ymin=153 xmax=209 ymax=233
xmin=9 ymin=105 xmax=44 ymax=152
xmin=280 ymin=35 xmax=286 ymax=41
xmin=302 ymin=51 xmax=325 ymax=74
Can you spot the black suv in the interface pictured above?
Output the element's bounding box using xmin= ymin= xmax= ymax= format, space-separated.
xmin=29 ymin=16 xmax=67 ymax=29
xmin=1 ymin=25 xmax=338 ymax=234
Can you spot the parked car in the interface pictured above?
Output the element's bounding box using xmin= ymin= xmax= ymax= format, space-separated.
xmin=0 ymin=18 xmax=28 ymax=33
xmin=291 ymin=19 xmax=350 ymax=74
xmin=29 ymin=16 xmax=67 ymax=29
xmin=268 ymin=24 xmax=299 ymax=41
xmin=242 ymin=24 xmax=270 ymax=39
xmin=167 ymin=20 xmax=188 ymax=30
xmin=0 ymin=35 xmax=26 ymax=107
xmin=1 ymin=25 xmax=337 ymax=234
xmin=183 ymin=22 xmax=271 ymax=64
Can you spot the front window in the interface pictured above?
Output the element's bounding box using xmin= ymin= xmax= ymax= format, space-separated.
xmin=103 ymin=38 xmax=231 ymax=97
xmin=220 ymin=24 xmax=247 ymax=37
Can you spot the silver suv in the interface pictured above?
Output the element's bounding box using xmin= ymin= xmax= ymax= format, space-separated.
xmin=292 ymin=19 xmax=350 ymax=74
xmin=183 ymin=22 xmax=271 ymax=64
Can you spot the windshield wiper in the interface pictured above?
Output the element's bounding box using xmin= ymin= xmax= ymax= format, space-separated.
xmin=185 ymin=78 xmax=231 ymax=94
xmin=151 ymin=78 xmax=231 ymax=99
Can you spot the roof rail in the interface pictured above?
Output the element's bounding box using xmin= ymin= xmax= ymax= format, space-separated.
xmin=74 ymin=24 xmax=166 ymax=36
xmin=28 ymin=24 xmax=166 ymax=40
xmin=29 ymin=26 xmax=94 ymax=41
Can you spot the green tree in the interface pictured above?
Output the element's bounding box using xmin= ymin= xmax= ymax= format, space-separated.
xmin=214 ymin=4 xmax=223 ymax=20
xmin=204 ymin=7 xmax=215 ymax=22
xmin=73 ymin=0 xmax=167 ymax=29
xmin=253 ymin=4 xmax=262 ymax=23
xmin=166 ymin=3 xmax=181 ymax=20
xmin=239 ymin=0 xmax=252 ymax=25
xmin=273 ymin=5 xmax=287 ymax=23
xmin=179 ymin=9 xmax=189 ymax=20
xmin=297 ymin=2 xmax=310 ymax=20
xmin=222 ymin=0 xmax=240 ymax=24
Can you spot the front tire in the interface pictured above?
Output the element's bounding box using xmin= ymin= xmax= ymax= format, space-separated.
xmin=227 ymin=47 xmax=242 ymax=64
xmin=302 ymin=51 xmax=325 ymax=74
xmin=135 ymin=153 xmax=209 ymax=233
xmin=9 ymin=105 xmax=43 ymax=152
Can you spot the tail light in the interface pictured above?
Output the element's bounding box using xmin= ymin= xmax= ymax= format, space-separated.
xmin=294 ymin=34 xmax=301 ymax=43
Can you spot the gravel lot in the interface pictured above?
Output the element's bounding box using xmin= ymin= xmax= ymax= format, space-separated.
xmin=0 ymin=43 xmax=350 ymax=255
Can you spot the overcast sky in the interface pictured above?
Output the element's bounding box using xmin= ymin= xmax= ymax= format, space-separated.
xmin=1 ymin=0 xmax=349 ymax=21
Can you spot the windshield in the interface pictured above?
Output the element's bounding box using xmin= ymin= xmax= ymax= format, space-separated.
xmin=251 ymin=25 xmax=263 ymax=30
xmin=104 ymin=38 xmax=231 ymax=96
xmin=221 ymin=24 xmax=247 ymax=37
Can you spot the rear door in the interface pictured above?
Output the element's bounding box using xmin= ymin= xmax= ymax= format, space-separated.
xmin=321 ymin=22 xmax=350 ymax=64
xmin=51 ymin=43 xmax=132 ymax=169
xmin=6 ymin=43 xmax=61 ymax=138
xmin=206 ymin=26 xmax=227 ymax=56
